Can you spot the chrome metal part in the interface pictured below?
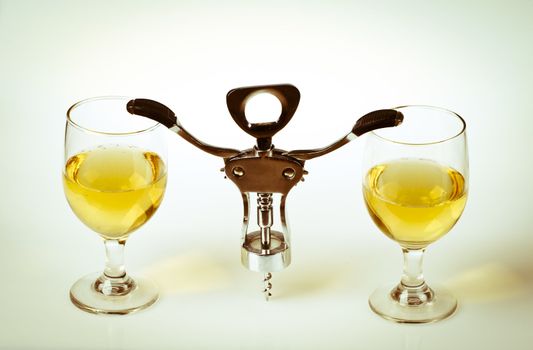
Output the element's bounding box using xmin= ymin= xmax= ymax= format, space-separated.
xmin=285 ymin=109 xmax=404 ymax=160
xmin=286 ymin=133 xmax=356 ymax=160
xmin=170 ymin=124 xmax=240 ymax=159
xmin=263 ymin=273 xmax=273 ymax=301
xmin=241 ymin=230 xmax=290 ymax=272
xmin=224 ymin=148 xmax=305 ymax=194
xmin=280 ymin=194 xmax=291 ymax=244
xmin=240 ymin=192 xmax=250 ymax=240
xmin=257 ymin=193 xmax=273 ymax=249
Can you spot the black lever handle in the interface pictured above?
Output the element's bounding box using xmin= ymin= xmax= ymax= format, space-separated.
xmin=352 ymin=109 xmax=403 ymax=136
xmin=285 ymin=109 xmax=403 ymax=160
xmin=226 ymin=84 xmax=300 ymax=150
xmin=126 ymin=98 xmax=240 ymax=159
xmin=126 ymin=99 xmax=177 ymax=128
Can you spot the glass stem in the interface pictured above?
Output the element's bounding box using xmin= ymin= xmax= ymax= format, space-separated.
xmin=391 ymin=248 xmax=434 ymax=306
xmin=104 ymin=239 xmax=126 ymax=278
xmin=94 ymin=239 xmax=136 ymax=296
xmin=401 ymin=248 xmax=425 ymax=288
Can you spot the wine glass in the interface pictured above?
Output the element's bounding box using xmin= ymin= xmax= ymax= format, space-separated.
xmin=63 ymin=96 xmax=168 ymax=314
xmin=362 ymin=105 xmax=468 ymax=323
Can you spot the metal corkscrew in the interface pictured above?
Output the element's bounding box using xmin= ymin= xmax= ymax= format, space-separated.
xmin=126 ymin=84 xmax=403 ymax=300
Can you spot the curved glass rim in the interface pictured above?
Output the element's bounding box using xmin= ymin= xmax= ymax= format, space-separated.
xmin=66 ymin=96 xmax=162 ymax=136
xmin=369 ymin=105 xmax=466 ymax=146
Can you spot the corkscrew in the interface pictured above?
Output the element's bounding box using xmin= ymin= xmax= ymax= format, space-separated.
xmin=126 ymin=84 xmax=403 ymax=300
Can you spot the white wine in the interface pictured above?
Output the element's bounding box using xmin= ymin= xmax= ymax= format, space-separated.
xmin=363 ymin=158 xmax=467 ymax=249
xmin=63 ymin=145 xmax=167 ymax=240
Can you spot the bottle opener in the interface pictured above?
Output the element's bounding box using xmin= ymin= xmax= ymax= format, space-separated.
xmin=127 ymin=84 xmax=403 ymax=300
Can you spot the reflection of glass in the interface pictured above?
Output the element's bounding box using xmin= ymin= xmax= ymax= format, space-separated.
xmin=63 ymin=97 xmax=167 ymax=314
xmin=363 ymin=105 xmax=468 ymax=323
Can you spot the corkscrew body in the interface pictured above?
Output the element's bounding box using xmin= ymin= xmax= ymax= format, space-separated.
xmin=224 ymin=146 xmax=304 ymax=286
xmin=127 ymin=83 xmax=403 ymax=300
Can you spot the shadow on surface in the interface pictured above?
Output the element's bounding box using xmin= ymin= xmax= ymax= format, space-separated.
xmin=446 ymin=261 xmax=532 ymax=303
xmin=141 ymin=250 xmax=239 ymax=296
xmin=275 ymin=262 xmax=355 ymax=299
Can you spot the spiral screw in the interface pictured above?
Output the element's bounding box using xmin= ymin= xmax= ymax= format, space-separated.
xmin=263 ymin=272 xmax=272 ymax=301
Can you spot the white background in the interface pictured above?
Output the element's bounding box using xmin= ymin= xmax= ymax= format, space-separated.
xmin=1 ymin=0 xmax=532 ymax=349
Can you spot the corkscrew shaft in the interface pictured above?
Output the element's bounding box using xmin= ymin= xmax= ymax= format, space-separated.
xmin=257 ymin=193 xmax=273 ymax=250
xmin=241 ymin=192 xmax=290 ymax=300
xmin=257 ymin=193 xmax=274 ymax=300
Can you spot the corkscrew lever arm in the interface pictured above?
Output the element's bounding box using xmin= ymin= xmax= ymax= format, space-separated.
xmin=126 ymin=98 xmax=240 ymax=159
xmin=285 ymin=109 xmax=404 ymax=160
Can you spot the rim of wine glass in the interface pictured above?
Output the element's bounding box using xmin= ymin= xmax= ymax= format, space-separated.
xmin=370 ymin=105 xmax=466 ymax=146
xmin=66 ymin=96 xmax=162 ymax=136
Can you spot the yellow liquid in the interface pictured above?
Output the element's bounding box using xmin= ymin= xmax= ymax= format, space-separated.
xmin=363 ymin=158 xmax=467 ymax=249
xmin=63 ymin=146 xmax=167 ymax=240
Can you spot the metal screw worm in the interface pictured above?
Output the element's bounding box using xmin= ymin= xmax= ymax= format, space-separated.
xmin=263 ymin=272 xmax=272 ymax=301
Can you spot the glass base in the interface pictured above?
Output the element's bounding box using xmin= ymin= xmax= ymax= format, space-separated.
xmin=70 ymin=272 xmax=158 ymax=315
xmin=369 ymin=284 xmax=457 ymax=323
